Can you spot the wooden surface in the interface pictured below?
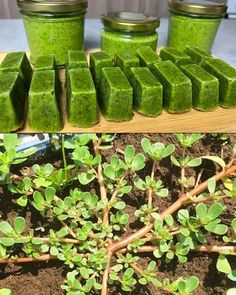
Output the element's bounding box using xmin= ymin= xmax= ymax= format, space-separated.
xmin=1 ymin=51 xmax=236 ymax=133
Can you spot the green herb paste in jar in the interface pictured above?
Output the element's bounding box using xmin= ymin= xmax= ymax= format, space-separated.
xmin=167 ymin=0 xmax=227 ymax=52
xmin=17 ymin=0 xmax=88 ymax=66
xmin=101 ymin=12 xmax=160 ymax=56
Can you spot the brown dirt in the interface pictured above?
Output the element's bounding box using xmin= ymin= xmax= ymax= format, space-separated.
xmin=0 ymin=133 xmax=236 ymax=295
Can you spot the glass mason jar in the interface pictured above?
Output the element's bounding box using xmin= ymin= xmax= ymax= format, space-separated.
xmin=101 ymin=12 xmax=160 ymax=56
xmin=168 ymin=0 xmax=227 ymax=52
xmin=17 ymin=0 xmax=88 ymax=65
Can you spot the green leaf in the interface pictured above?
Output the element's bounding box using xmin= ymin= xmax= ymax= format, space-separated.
xmin=0 ymin=288 xmax=12 ymax=295
xmin=125 ymin=145 xmax=135 ymax=163
xmin=232 ymin=219 xmax=236 ymax=233
xmin=185 ymin=276 xmax=199 ymax=293
xmin=104 ymin=165 xmax=116 ymax=180
xmin=162 ymin=144 xmax=175 ymax=158
xmin=17 ymin=195 xmax=28 ymax=207
xmin=50 ymin=246 xmax=59 ymax=256
xmin=131 ymin=153 xmax=145 ymax=171
xmin=208 ymin=203 xmax=224 ymax=220
xmin=205 ymin=223 xmax=228 ymax=235
xmin=196 ymin=203 xmax=207 ymax=221
xmin=217 ymin=255 xmax=232 ymax=274
xmin=78 ymin=173 xmax=95 ymax=185
xmin=187 ymin=158 xmax=202 ymax=167
xmin=200 ymin=156 xmax=226 ymax=169
xmin=15 ymin=147 xmax=37 ymax=159
xmin=228 ymin=270 xmax=236 ymax=282
xmin=171 ymin=156 xmax=181 ymax=167
xmin=57 ymin=227 xmax=69 ymax=238
xmin=227 ymin=289 xmax=236 ymax=295
xmin=0 ymin=237 xmax=15 ymax=246
xmin=147 ymin=261 xmax=156 ymax=271
xmin=3 ymin=134 xmax=18 ymax=151
xmin=207 ymin=178 xmax=216 ymax=195
xmin=33 ymin=191 xmax=44 ymax=204
xmin=14 ymin=217 xmax=26 ymax=234
xmin=141 ymin=138 xmax=151 ymax=153
xmin=0 ymin=221 xmax=13 ymax=235
xmin=45 ymin=187 xmax=56 ymax=203
xmin=123 ymin=268 xmax=134 ymax=280
xmin=113 ymin=201 xmax=126 ymax=210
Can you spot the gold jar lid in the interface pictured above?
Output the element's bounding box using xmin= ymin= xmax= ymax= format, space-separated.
xmin=17 ymin=0 xmax=88 ymax=13
xmin=102 ymin=12 xmax=160 ymax=33
xmin=169 ymin=0 xmax=227 ymax=16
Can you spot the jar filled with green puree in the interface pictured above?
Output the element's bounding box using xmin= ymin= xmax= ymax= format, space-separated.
xmin=17 ymin=0 xmax=88 ymax=65
xmin=168 ymin=0 xmax=227 ymax=52
xmin=101 ymin=12 xmax=160 ymax=56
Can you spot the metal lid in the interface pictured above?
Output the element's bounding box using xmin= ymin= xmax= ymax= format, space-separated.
xmin=17 ymin=0 xmax=88 ymax=13
xmin=102 ymin=12 xmax=160 ymax=32
xmin=169 ymin=0 xmax=227 ymax=16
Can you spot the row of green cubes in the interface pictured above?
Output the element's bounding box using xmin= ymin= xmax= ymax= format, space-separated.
xmin=1 ymin=47 xmax=236 ymax=131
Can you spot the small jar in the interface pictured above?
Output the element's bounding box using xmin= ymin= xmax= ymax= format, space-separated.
xmin=168 ymin=0 xmax=227 ymax=52
xmin=101 ymin=12 xmax=160 ymax=56
xmin=17 ymin=0 xmax=88 ymax=65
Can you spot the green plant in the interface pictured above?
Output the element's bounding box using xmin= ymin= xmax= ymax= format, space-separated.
xmin=0 ymin=289 xmax=11 ymax=295
xmin=0 ymin=134 xmax=236 ymax=295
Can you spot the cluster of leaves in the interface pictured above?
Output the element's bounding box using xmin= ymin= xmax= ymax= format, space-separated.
xmin=0 ymin=134 xmax=236 ymax=294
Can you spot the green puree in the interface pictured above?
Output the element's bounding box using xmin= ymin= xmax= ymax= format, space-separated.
xmin=181 ymin=64 xmax=219 ymax=111
xmin=67 ymin=68 xmax=98 ymax=128
xmin=28 ymin=70 xmax=62 ymax=132
xmin=90 ymin=51 xmax=113 ymax=88
xmin=0 ymin=51 xmax=32 ymax=91
xmin=23 ymin=13 xmax=85 ymax=65
xmin=202 ymin=58 xmax=236 ymax=108
xmin=114 ymin=52 xmax=139 ymax=80
xmin=184 ymin=46 xmax=212 ymax=65
xmin=101 ymin=30 xmax=158 ymax=56
xmin=100 ymin=67 xmax=133 ymax=121
xmin=129 ymin=67 xmax=163 ymax=117
xmin=168 ymin=13 xmax=221 ymax=52
xmin=34 ymin=54 xmax=57 ymax=71
xmin=151 ymin=60 xmax=192 ymax=113
xmin=0 ymin=72 xmax=26 ymax=132
xmin=136 ymin=46 xmax=161 ymax=71
xmin=67 ymin=50 xmax=88 ymax=69
xmin=160 ymin=47 xmax=191 ymax=67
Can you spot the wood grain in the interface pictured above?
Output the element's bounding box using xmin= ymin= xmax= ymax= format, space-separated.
xmin=1 ymin=51 xmax=236 ymax=133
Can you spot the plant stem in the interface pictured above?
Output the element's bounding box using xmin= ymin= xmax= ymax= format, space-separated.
xmin=181 ymin=148 xmax=186 ymax=195
xmin=101 ymin=251 xmax=112 ymax=295
xmin=61 ymin=134 xmax=68 ymax=184
xmin=0 ymin=255 xmax=57 ymax=264
xmin=109 ymin=165 xmax=236 ymax=253
xmin=93 ymin=139 xmax=107 ymax=202
xmin=148 ymin=160 xmax=157 ymax=207
xmin=103 ymin=170 xmax=129 ymax=225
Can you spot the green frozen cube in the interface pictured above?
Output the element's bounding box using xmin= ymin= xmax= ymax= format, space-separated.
xmin=34 ymin=54 xmax=57 ymax=71
xmin=129 ymin=67 xmax=163 ymax=117
xmin=201 ymin=58 xmax=236 ymax=108
xmin=151 ymin=61 xmax=192 ymax=113
xmin=0 ymin=72 xmax=26 ymax=132
xmin=0 ymin=51 xmax=32 ymax=90
xmin=114 ymin=52 xmax=139 ymax=80
xmin=67 ymin=68 xmax=98 ymax=128
xmin=68 ymin=50 xmax=88 ymax=69
xmin=90 ymin=51 xmax=113 ymax=88
xmin=100 ymin=67 xmax=133 ymax=121
xmin=160 ymin=47 xmax=191 ymax=67
xmin=181 ymin=64 xmax=219 ymax=111
xmin=136 ymin=46 xmax=161 ymax=71
xmin=28 ymin=70 xmax=62 ymax=132
xmin=184 ymin=46 xmax=212 ymax=65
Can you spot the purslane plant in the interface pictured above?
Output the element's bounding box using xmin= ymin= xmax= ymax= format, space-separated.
xmin=0 ymin=134 xmax=236 ymax=295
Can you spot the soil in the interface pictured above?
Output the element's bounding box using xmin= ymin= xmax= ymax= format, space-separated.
xmin=0 ymin=133 xmax=236 ymax=295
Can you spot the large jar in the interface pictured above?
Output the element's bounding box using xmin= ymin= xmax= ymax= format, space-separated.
xmin=17 ymin=0 xmax=88 ymax=65
xmin=101 ymin=12 xmax=160 ymax=56
xmin=168 ymin=0 xmax=227 ymax=52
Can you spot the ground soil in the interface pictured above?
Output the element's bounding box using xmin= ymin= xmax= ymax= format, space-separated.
xmin=0 ymin=133 xmax=236 ymax=295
